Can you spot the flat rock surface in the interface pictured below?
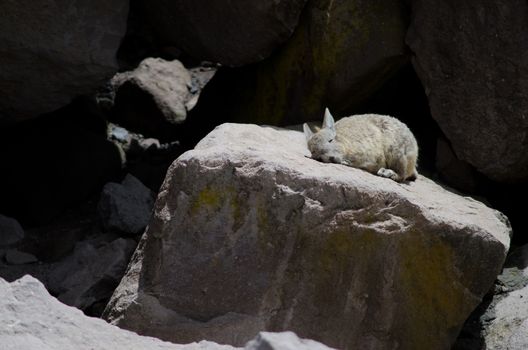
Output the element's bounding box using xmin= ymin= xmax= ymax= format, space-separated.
xmin=105 ymin=123 xmax=511 ymax=350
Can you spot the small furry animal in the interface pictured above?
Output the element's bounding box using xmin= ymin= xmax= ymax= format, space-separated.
xmin=303 ymin=108 xmax=418 ymax=182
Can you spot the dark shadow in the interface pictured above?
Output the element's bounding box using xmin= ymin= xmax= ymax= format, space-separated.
xmin=0 ymin=97 xmax=123 ymax=226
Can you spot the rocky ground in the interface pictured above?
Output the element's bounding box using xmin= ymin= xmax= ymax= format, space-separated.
xmin=1 ymin=1 xmax=528 ymax=349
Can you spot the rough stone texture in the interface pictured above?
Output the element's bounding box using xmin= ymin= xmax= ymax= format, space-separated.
xmin=454 ymin=244 xmax=528 ymax=350
xmin=486 ymin=283 xmax=528 ymax=348
xmin=245 ymin=332 xmax=335 ymax=350
xmin=97 ymin=174 xmax=155 ymax=235
xmin=104 ymin=123 xmax=511 ymax=350
xmin=221 ymin=0 xmax=409 ymax=126
xmin=0 ymin=0 xmax=129 ymax=122
xmin=47 ymin=236 xmax=136 ymax=312
xmin=407 ymin=0 xmax=528 ymax=182
xmin=0 ymin=215 xmax=24 ymax=246
xmin=110 ymin=58 xmax=214 ymax=139
xmin=138 ymin=0 xmax=307 ymax=66
xmin=0 ymin=275 xmax=238 ymax=350
xmin=0 ymin=221 xmax=137 ymax=316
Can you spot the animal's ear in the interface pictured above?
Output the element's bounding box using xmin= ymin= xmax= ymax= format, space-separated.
xmin=322 ymin=108 xmax=336 ymax=131
xmin=303 ymin=123 xmax=314 ymax=141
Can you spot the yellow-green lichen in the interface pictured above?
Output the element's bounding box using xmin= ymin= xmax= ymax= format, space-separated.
xmin=190 ymin=187 xmax=223 ymax=214
xmin=395 ymin=231 xmax=469 ymax=350
xmin=235 ymin=0 xmax=407 ymax=126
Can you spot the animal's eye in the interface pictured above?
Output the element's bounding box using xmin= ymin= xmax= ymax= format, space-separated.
xmin=328 ymin=139 xmax=334 ymax=143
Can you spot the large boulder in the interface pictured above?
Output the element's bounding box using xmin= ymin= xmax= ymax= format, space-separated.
xmin=137 ymin=0 xmax=307 ymax=66
xmin=407 ymin=0 xmax=528 ymax=182
xmin=0 ymin=0 xmax=129 ymax=122
xmin=104 ymin=123 xmax=511 ymax=349
xmin=222 ymin=0 xmax=409 ymax=126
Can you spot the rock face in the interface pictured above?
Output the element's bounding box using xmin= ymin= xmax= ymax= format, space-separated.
xmin=110 ymin=58 xmax=215 ymax=139
xmin=138 ymin=0 xmax=307 ymax=66
xmin=0 ymin=275 xmax=237 ymax=350
xmin=97 ymin=174 xmax=155 ymax=235
xmin=104 ymin=123 xmax=511 ymax=349
xmin=222 ymin=0 xmax=409 ymax=125
xmin=0 ymin=0 xmax=129 ymax=122
xmin=407 ymin=0 xmax=528 ymax=182
xmin=455 ymin=244 xmax=528 ymax=350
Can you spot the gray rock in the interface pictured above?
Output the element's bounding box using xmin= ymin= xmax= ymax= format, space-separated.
xmin=104 ymin=123 xmax=511 ymax=350
xmin=456 ymin=245 xmax=528 ymax=350
xmin=0 ymin=215 xmax=24 ymax=246
xmin=0 ymin=275 xmax=238 ymax=350
xmin=112 ymin=59 xmax=190 ymax=123
xmin=48 ymin=236 xmax=137 ymax=312
xmin=0 ymin=0 xmax=129 ymax=121
xmin=4 ymin=250 xmax=38 ymax=265
xmin=245 ymin=332 xmax=335 ymax=350
xmin=485 ymin=285 xmax=528 ymax=349
xmin=407 ymin=0 xmax=528 ymax=182
xmin=98 ymin=174 xmax=155 ymax=235
xmin=111 ymin=58 xmax=214 ymax=140
xmin=138 ymin=0 xmax=307 ymax=66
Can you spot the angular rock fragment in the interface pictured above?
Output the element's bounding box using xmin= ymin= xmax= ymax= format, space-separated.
xmin=98 ymin=174 xmax=155 ymax=235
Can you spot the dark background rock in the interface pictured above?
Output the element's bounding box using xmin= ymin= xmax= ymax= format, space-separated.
xmin=0 ymin=0 xmax=129 ymax=122
xmin=97 ymin=174 xmax=154 ymax=236
xmin=407 ymin=0 xmax=528 ymax=183
xmin=186 ymin=0 xmax=409 ymax=129
xmin=0 ymin=98 xmax=123 ymax=225
xmin=136 ymin=0 xmax=308 ymax=67
xmin=0 ymin=201 xmax=138 ymax=317
xmin=0 ymin=215 xmax=25 ymax=247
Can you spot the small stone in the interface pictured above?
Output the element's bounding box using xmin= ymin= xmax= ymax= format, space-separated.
xmin=245 ymin=332 xmax=335 ymax=350
xmin=5 ymin=249 xmax=38 ymax=265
